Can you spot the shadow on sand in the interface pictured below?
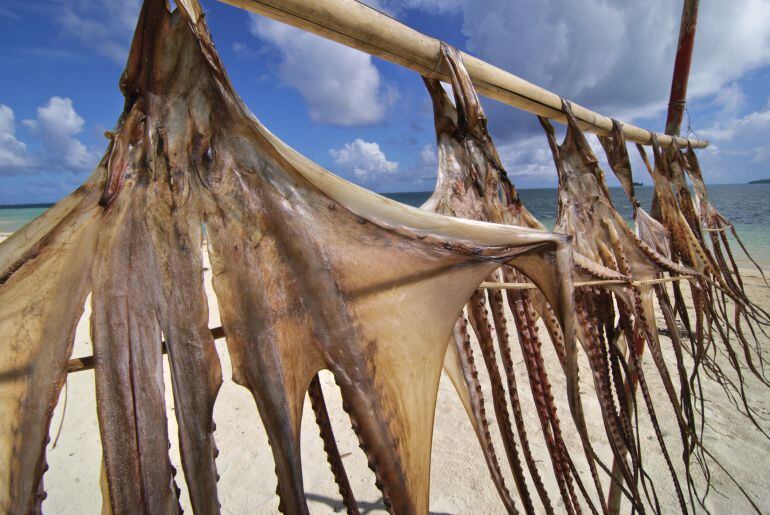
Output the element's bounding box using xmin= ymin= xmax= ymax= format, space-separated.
xmin=305 ymin=493 xmax=453 ymax=514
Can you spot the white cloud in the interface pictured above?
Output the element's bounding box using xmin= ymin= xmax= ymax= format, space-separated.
xmin=386 ymin=0 xmax=770 ymax=139
xmin=688 ymin=1 xmax=770 ymax=100
xmin=57 ymin=0 xmax=141 ymax=64
xmin=700 ymin=98 xmax=770 ymax=162
xmin=420 ymin=143 xmax=437 ymax=165
xmin=0 ymin=97 xmax=96 ymax=176
xmin=23 ymin=97 xmax=97 ymax=170
xmin=0 ymin=105 xmax=31 ymax=173
xmin=330 ymin=139 xmax=399 ymax=182
xmin=250 ymin=16 xmax=396 ymax=126
xmin=496 ymin=135 xmax=557 ymax=179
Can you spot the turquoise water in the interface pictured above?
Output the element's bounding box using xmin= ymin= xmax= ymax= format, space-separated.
xmin=2 ymin=185 xmax=768 ymax=267
xmin=0 ymin=204 xmax=51 ymax=233
xmin=385 ymin=184 xmax=770 ymax=269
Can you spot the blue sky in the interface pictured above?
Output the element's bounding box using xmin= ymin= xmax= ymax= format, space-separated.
xmin=1 ymin=0 xmax=769 ymax=204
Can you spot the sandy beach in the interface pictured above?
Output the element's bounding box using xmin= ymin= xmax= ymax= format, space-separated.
xmin=1 ymin=230 xmax=766 ymax=514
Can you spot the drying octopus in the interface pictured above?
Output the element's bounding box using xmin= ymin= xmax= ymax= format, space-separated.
xmin=0 ymin=1 xmax=576 ymax=514
xmin=419 ymin=44 xmax=611 ymax=515
xmin=415 ymin=44 xmax=760 ymax=515
xmin=540 ymin=110 xmax=709 ymax=513
xmin=636 ymin=136 xmax=770 ymax=429
xmin=598 ymin=121 xmax=770 ymax=510
xmin=416 ymin=44 xmax=769 ymax=514
xmin=684 ymin=145 xmax=767 ymax=290
xmin=0 ymin=1 xmax=766 ymax=514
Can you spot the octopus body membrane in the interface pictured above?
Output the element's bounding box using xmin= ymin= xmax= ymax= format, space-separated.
xmin=0 ymin=2 xmax=575 ymax=514
xmin=0 ymin=1 xmax=767 ymax=514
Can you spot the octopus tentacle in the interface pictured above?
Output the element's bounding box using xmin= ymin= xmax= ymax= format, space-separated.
xmin=575 ymin=295 xmax=641 ymax=508
xmin=535 ymin=300 xmax=569 ymax=370
xmin=467 ymin=292 xmax=535 ymax=513
xmin=444 ymin=318 xmax=521 ymax=514
xmin=91 ymin=188 xmax=182 ymax=515
xmin=486 ymin=282 xmax=553 ymax=513
xmin=147 ymin=139 xmax=224 ymax=513
xmin=605 ymin=223 xmax=691 ymax=443
xmin=337 ymin=389 xmax=394 ymax=512
xmin=520 ymin=289 xmax=598 ymax=515
xmin=507 ymin=286 xmax=584 ymax=515
xmin=307 ymin=375 xmax=359 ymax=515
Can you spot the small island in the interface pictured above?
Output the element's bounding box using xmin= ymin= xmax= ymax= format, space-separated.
xmin=633 ymin=181 xmax=644 ymax=186
xmin=749 ymin=178 xmax=770 ymax=184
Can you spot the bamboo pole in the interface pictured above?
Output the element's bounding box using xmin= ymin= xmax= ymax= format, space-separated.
xmin=479 ymin=275 xmax=693 ymax=290
xmin=665 ymin=0 xmax=700 ymax=137
xmin=65 ymin=327 xmax=226 ymax=374
xmin=219 ymin=0 xmax=709 ymax=149
xmin=62 ymin=276 xmax=693 ymax=374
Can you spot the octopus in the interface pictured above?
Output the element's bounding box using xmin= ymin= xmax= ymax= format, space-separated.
xmin=598 ymin=122 xmax=671 ymax=259
xmin=635 ymin=136 xmax=770 ymax=428
xmin=683 ymin=144 xmax=769 ymax=293
xmin=419 ymin=44 xmax=609 ymax=515
xmin=0 ymin=1 xmax=576 ymax=514
xmin=597 ymin=122 xmax=770 ymax=510
xmin=542 ymin=105 xmax=770 ymax=511
xmin=0 ymin=0 xmax=766 ymax=514
xmin=415 ymin=44 xmax=738 ymax=515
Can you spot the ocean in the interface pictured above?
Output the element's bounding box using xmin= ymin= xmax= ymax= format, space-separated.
xmin=2 ymin=184 xmax=768 ymax=268
xmin=385 ymin=184 xmax=770 ymax=269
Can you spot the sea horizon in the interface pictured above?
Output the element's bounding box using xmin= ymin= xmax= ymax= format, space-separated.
xmin=3 ymin=183 xmax=769 ymax=269
xmin=2 ymin=181 xmax=768 ymax=210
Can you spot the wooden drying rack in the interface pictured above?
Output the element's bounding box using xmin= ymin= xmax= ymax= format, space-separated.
xmin=218 ymin=0 xmax=708 ymax=149
xmin=64 ymin=275 xmax=693 ymax=374
xmin=63 ymin=0 xmax=703 ymax=374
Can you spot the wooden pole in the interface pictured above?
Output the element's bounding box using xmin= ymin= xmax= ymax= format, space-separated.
xmin=65 ymin=326 xmax=226 ymax=374
xmin=479 ymin=275 xmax=693 ymax=291
xmin=62 ymin=276 xmax=693 ymax=375
xmin=665 ymin=0 xmax=700 ymax=137
xmin=218 ymin=0 xmax=709 ymax=149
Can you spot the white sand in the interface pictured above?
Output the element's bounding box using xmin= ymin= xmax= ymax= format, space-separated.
xmin=3 ymin=233 xmax=767 ymax=514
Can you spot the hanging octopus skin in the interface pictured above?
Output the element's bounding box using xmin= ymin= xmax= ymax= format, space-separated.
xmin=417 ymin=44 xmax=698 ymax=515
xmin=683 ymin=145 xmax=769 ymax=290
xmin=419 ymin=44 xmax=603 ymax=515
xmin=413 ymin=43 xmax=737 ymax=515
xmin=643 ymin=138 xmax=770 ymax=441
xmin=537 ymin=104 xmax=764 ymax=514
xmin=647 ymin=137 xmax=767 ymax=318
xmin=596 ymin=121 xmax=728 ymax=512
xmin=598 ymin=122 xmax=671 ymax=260
xmin=681 ymin=147 xmax=770 ymax=418
xmin=562 ymin=110 xmax=770 ymax=512
xmin=643 ymin=137 xmax=770 ymax=390
xmin=0 ymin=2 xmax=580 ymax=514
